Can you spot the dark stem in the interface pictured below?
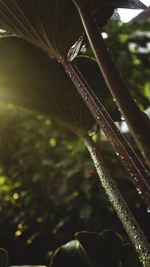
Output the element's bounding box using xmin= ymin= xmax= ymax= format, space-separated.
xmin=84 ymin=134 xmax=150 ymax=267
xmin=61 ymin=58 xmax=150 ymax=209
xmin=73 ymin=0 xmax=150 ymax=167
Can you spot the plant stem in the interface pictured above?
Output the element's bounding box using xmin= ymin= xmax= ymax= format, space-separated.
xmin=73 ymin=0 xmax=150 ymax=167
xmin=83 ymin=134 xmax=150 ymax=267
xmin=61 ymin=58 xmax=150 ymax=209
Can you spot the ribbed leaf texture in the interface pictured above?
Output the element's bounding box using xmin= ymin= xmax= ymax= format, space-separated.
xmin=0 ymin=0 xmax=146 ymax=60
xmin=0 ymin=37 xmax=119 ymax=136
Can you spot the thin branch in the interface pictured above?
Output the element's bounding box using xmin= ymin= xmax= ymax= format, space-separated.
xmin=60 ymin=58 xmax=150 ymax=209
xmin=73 ymin=0 xmax=150 ymax=167
xmin=84 ymin=134 xmax=150 ymax=267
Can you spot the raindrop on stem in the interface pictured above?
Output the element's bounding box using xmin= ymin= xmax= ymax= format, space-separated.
xmin=87 ymin=123 xmax=98 ymax=136
xmin=147 ymin=207 xmax=150 ymax=213
xmin=67 ymin=35 xmax=83 ymax=62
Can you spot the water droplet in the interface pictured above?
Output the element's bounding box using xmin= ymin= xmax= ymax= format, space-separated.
xmin=116 ymin=152 xmax=120 ymax=156
xmin=67 ymin=35 xmax=83 ymax=62
xmin=87 ymin=123 xmax=98 ymax=137
xmin=85 ymin=96 xmax=88 ymax=101
xmin=80 ymin=43 xmax=86 ymax=52
xmin=121 ymin=115 xmax=125 ymax=121
xmin=137 ymin=187 xmax=142 ymax=195
xmin=147 ymin=207 xmax=150 ymax=213
xmin=133 ymin=177 xmax=138 ymax=182
xmin=113 ymin=98 xmax=116 ymax=102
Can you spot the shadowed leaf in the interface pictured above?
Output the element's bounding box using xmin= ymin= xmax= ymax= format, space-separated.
xmin=93 ymin=0 xmax=147 ymax=9
xmin=121 ymin=243 xmax=142 ymax=267
xmin=49 ymin=240 xmax=92 ymax=267
xmin=75 ymin=230 xmax=123 ymax=266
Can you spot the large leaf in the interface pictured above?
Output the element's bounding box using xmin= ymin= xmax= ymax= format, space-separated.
xmin=0 ymin=37 xmax=119 ymax=136
xmin=0 ymin=0 xmax=146 ymax=62
xmin=0 ymin=0 xmax=82 ymax=60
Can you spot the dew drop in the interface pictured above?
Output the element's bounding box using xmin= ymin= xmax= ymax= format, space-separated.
xmin=85 ymin=96 xmax=88 ymax=101
xmin=116 ymin=152 xmax=120 ymax=156
xmin=67 ymin=35 xmax=83 ymax=62
xmin=87 ymin=123 xmax=98 ymax=137
xmin=121 ymin=115 xmax=125 ymax=121
xmin=97 ymin=116 xmax=100 ymax=120
xmin=137 ymin=187 xmax=142 ymax=195
xmin=133 ymin=177 xmax=138 ymax=182
xmin=80 ymin=43 xmax=86 ymax=52
xmin=147 ymin=207 xmax=150 ymax=213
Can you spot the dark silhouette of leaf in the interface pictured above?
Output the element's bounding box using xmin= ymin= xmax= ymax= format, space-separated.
xmin=93 ymin=0 xmax=147 ymax=9
xmin=49 ymin=240 xmax=92 ymax=267
xmin=132 ymin=7 xmax=150 ymax=22
xmin=121 ymin=243 xmax=142 ymax=266
xmin=75 ymin=230 xmax=123 ymax=267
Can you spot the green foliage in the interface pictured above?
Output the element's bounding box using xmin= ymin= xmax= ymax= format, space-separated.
xmin=0 ymin=104 xmax=144 ymax=263
xmin=104 ymin=20 xmax=150 ymax=110
xmin=0 ymin=0 xmax=82 ymax=60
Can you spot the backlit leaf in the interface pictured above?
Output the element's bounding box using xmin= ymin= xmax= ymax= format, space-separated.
xmin=0 ymin=37 xmax=119 ymax=136
xmin=0 ymin=0 xmax=82 ymax=60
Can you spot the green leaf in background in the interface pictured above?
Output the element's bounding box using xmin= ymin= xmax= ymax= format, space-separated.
xmin=0 ymin=37 xmax=119 ymax=136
